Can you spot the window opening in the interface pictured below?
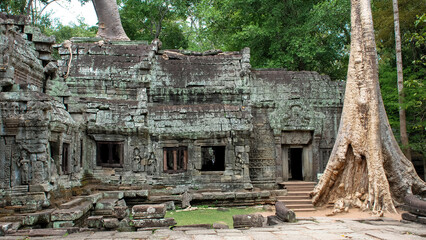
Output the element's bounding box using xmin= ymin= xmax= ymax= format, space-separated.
xmin=163 ymin=147 xmax=187 ymax=173
xmin=49 ymin=141 xmax=60 ymax=163
xmin=201 ymin=146 xmax=225 ymax=171
xmin=96 ymin=141 xmax=124 ymax=167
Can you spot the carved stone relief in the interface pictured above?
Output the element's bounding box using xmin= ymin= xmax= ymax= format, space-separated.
xmin=282 ymin=131 xmax=312 ymax=145
xmin=282 ymin=105 xmax=311 ymax=127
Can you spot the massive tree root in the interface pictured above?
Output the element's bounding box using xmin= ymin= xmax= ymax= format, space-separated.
xmin=310 ymin=0 xmax=426 ymax=214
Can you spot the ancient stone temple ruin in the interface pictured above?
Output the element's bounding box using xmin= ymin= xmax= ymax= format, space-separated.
xmin=0 ymin=14 xmax=344 ymax=213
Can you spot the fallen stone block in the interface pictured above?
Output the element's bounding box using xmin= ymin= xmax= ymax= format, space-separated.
xmin=113 ymin=206 xmax=129 ymax=219
xmin=103 ymin=191 xmax=124 ymax=199
xmin=117 ymin=199 xmax=127 ymax=207
xmin=418 ymin=216 xmax=426 ymax=224
xmin=123 ymin=190 xmax=149 ymax=198
xmin=7 ymin=222 xmax=22 ymax=232
xmin=9 ymin=228 xmax=68 ymax=237
xmin=275 ymin=201 xmax=296 ymax=223
xmin=29 ymin=184 xmax=53 ymax=193
xmin=82 ymin=193 xmax=103 ymax=204
xmin=53 ymin=220 xmax=74 ymax=228
xmin=181 ymin=191 xmax=192 ymax=208
xmin=163 ymin=201 xmax=175 ymax=211
xmin=402 ymin=212 xmax=417 ymax=222
xmin=87 ymin=216 xmax=104 ymax=229
xmin=103 ymin=218 xmax=120 ymax=229
xmin=267 ymin=215 xmax=282 ymax=226
xmin=132 ymin=218 xmax=176 ymax=228
xmin=51 ymin=201 xmax=93 ymax=221
xmin=60 ymin=198 xmax=84 ymax=209
xmin=404 ymin=194 xmax=426 ymax=217
xmin=233 ymin=214 xmax=264 ymax=229
xmin=118 ymin=217 xmax=135 ymax=232
xmin=0 ymin=222 xmax=12 ymax=236
xmin=22 ymin=209 xmax=54 ymax=226
xmin=132 ymin=204 xmax=166 ymax=219
xmin=213 ymin=223 xmax=229 ymax=229
xmin=95 ymin=198 xmax=118 ymax=215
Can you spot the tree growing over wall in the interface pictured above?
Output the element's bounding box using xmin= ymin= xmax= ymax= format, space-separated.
xmin=310 ymin=0 xmax=426 ymax=214
xmin=92 ymin=0 xmax=129 ymax=41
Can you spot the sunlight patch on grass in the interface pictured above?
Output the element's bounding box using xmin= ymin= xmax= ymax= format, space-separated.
xmin=165 ymin=206 xmax=265 ymax=228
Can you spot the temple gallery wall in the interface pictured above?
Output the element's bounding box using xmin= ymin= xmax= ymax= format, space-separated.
xmin=0 ymin=14 xmax=344 ymax=209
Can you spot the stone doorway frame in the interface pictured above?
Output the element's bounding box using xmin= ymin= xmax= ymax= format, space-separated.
xmin=275 ymin=131 xmax=314 ymax=182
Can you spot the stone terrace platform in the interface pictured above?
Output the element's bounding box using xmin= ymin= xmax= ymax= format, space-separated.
xmin=0 ymin=217 xmax=424 ymax=240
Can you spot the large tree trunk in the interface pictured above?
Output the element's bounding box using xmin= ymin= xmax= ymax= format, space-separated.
xmin=92 ymin=0 xmax=130 ymax=41
xmin=393 ymin=0 xmax=411 ymax=160
xmin=310 ymin=0 xmax=426 ymax=214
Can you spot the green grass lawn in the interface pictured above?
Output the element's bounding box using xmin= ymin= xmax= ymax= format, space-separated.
xmin=165 ymin=206 xmax=265 ymax=228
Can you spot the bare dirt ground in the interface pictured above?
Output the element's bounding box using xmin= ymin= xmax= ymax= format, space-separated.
xmin=258 ymin=207 xmax=404 ymax=221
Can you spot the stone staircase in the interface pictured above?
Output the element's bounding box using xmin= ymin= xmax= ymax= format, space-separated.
xmin=277 ymin=181 xmax=316 ymax=212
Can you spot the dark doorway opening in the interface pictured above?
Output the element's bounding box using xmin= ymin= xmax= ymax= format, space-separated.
xmin=62 ymin=143 xmax=70 ymax=174
xmin=289 ymin=148 xmax=303 ymax=180
xmin=201 ymin=146 xmax=225 ymax=171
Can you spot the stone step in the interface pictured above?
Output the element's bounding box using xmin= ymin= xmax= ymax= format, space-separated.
xmin=285 ymin=186 xmax=315 ymax=191
xmin=51 ymin=201 xmax=93 ymax=222
xmin=292 ymin=208 xmax=317 ymax=212
xmin=279 ymin=181 xmax=316 ymax=187
xmin=286 ymin=191 xmax=311 ymax=197
xmin=60 ymin=198 xmax=84 ymax=209
xmin=278 ymin=199 xmax=312 ymax=205
xmin=277 ymin=195 xmax=311 ymax=201
xmin=11 ymin=185 xmax=29 ymax=191
xmin=8 ymin=228 xmax=69 ymax=237
xmin=285 ymin=204 xmax=315 ymax=209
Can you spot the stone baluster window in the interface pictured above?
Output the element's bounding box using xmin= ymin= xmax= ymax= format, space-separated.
xmin=163 ymin=147 xmax=187 ymax=173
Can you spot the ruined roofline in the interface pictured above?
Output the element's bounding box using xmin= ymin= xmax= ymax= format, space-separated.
xmin=58 ymin=37 xmax=247 ymax=57
xmin=252 ymin=68 xmax=327 ymax=75
xmin=0 ymin=12 xmax=29 ymax=26
xmin=157 ymin=49 xmax=243 ymax=57
xmin=63 ymin=37 xmax=149 ymax=45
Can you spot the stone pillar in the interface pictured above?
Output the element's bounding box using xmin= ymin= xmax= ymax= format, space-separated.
xmin=312 ymin=135 xmax=321 ymax=181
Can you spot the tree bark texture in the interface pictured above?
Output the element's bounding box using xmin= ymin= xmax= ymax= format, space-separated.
xmin=310 ymin=0 xmax=426 ymax=214
xmin=393 ymin=0 xmax=411 ymax=160
xmin=92 ymin=0 xmax=130 ymax=41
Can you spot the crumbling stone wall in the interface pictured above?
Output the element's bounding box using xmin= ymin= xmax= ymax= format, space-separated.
xmin=0 ymin=14 xmax=79 ymax=211
xmin=0 ymin=14 xmax=344 ymax=208
xmin=147 ymin=49 xmax=253 ymax=189
xmin=53 ymin=39 xmax=155 ymax=186
xmin=250 ymin=70 xmax=344 ymax=183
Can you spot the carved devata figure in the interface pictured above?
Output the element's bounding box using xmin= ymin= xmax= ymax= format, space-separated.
xmin=147 ymin=152 xmax=156 ymax=175
xmin=133 ymin=147 xmax=141 ymax=172
xmin=18 ymin=150 xmax=30 ymax=184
